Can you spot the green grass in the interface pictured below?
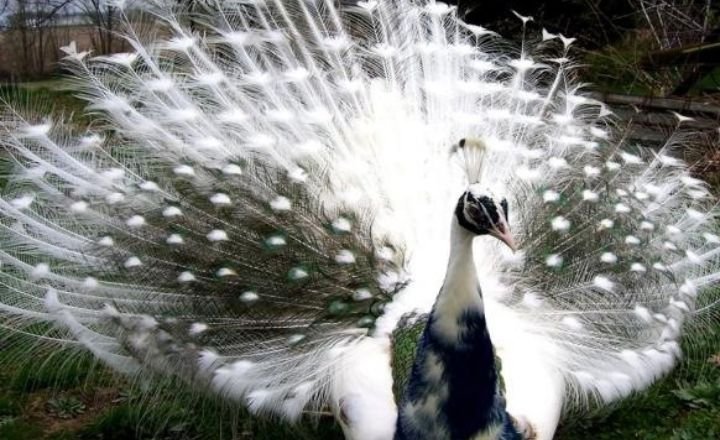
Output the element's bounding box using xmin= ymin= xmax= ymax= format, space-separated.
xmin=556 ymin=366 xmax=720 ymax=439
xmin=1 ymin=326 xmax=719 ymax=439
xmin=555 ymin=323 xmax=720 ymax=440
xmin=0 ymin=78 xmax=87 ymax=122
xmin=11 ymin=79 xmax=67 ymax=91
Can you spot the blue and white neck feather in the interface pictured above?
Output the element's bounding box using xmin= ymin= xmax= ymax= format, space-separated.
xmin=396 ymin=217 xmax=520 ymax=440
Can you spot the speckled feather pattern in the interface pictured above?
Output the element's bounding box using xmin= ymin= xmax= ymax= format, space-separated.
xmin=397 ymin=306 xmax=520 ymax=440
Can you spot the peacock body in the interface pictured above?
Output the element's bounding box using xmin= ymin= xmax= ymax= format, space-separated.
xmin=1 ymin=1 xmax=719 ymax=439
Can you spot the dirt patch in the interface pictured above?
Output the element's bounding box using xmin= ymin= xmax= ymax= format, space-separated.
xmin=22 ymin=386 xmax=121 ymax=437
xmin=709 ymin=353 xmax=720 ymax=368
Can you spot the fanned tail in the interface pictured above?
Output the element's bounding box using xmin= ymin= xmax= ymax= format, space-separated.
xmin=465 ymin=30 xmax=720 ymax=438
xmin=1 ymin=2 xmax=719 ymax=440
xmin=0 ymin=0 xmax=420 ymax=429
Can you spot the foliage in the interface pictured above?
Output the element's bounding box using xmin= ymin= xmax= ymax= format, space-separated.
xmin=0 ymin=81 xmax=87 ymax=120
xmin=556 ymin=321 xmax=720 ymax=439
xmin=672 ymin=379 xmax=720 ymax=410
xmin=456 ymin=0 xmax=637 ymax=48
xmin=1 ymin=322 xmax=719 ymax=439
xmin=580 ymin=33 xmax=668 ymax=96
xmin=46 ymin=395 xmax=86 ymax=419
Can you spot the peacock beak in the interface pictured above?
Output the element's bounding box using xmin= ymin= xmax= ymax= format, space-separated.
xmin=490 ymin=217 xmax=516 ymax=252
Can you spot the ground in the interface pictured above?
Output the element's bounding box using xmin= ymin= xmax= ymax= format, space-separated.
xmin=0 ymin=325 xmax=719 ymax=439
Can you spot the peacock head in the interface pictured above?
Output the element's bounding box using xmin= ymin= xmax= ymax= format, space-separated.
xmin=455 ymin=184 xmax=516 ymax=251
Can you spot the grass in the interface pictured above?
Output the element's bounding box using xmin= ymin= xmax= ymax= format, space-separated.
xmin=0 ymin=78 xmax=88 ymax=123
xmin=0 ymin=324 xmax=719 ymax=439
xmin=1 ymin=73 xmax=720 ymax=439
xmin=556 ymin=328 xmax=720 ymax=439
xmin=11 ymin=79 xmax=67 ymax=91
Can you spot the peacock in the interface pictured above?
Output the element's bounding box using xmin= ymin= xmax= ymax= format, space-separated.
xmin=1 ymin=1 xmax=719 ymax=439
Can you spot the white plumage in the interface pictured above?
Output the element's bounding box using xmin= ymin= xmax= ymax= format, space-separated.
xmin=0 ymin=1 xmax=718 ymax=439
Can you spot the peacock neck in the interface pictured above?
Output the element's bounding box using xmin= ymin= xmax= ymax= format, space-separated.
xmin=395 ymin=220 xmax=518 ymax=440
xmin=431 ymin=221 xmax=485 ymax=338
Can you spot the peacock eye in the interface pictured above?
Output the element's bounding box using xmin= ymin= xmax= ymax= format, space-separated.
xmin=500 ymin=199 xmax=509 ymax=219
xmin=465 ymin=203 xmax=481 ymax=217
